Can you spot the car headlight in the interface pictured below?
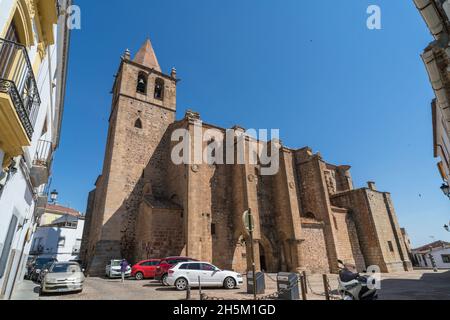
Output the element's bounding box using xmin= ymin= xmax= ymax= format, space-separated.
xmin=35 ymin=269 xmax=41 ymax=274
xmin=237 ymin=274 xmax=243 ymax=278
xmin=46 ymin=278 xmax=57 ymax=283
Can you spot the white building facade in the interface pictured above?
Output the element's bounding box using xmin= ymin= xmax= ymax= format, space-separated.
xmin=412 ymin=241 xmax=450 ymax=269
xmin=414 ymin=0 xmax=450 ymax=191
xmin=413 ymin=247 xmax=450 ymax=269
xmin=31 ymin=214 xmax=84 ymax=262
xmin=0 ymin=0 xmax=71 ymax=299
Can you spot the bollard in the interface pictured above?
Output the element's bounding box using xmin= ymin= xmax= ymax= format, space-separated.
xmin=198 ymin=276 xmax=202 ymax=300
xmin=302 ymin=271 xmax=308 ymax=294
xmin=186 ymin=284 xmax=191 ymax=300
xmin=300 ymin=275 xmax=307 ymax=300
xmin=323 ymin=274 xmax=330 ymax=301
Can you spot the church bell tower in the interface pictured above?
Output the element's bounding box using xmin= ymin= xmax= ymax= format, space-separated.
xmin=87 ymin=39 xmax=178 ymax=274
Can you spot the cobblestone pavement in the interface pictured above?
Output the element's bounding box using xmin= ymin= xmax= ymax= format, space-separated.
xmin=11 ymin=269 xmax=450 ymax=300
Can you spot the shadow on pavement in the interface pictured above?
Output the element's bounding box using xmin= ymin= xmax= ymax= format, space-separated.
xmin=379 ymin=270 xmax=450 ymax=300
xmin=155 ymin=287 xmax=178 ymax=292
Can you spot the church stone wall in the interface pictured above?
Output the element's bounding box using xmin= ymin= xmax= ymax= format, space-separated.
xmin=331 ymin=189 xmax=412 ymax=273
xmin=134 ymin=204 xmax=184 ymax=261
xmin=331 ymin=207 xmax=366 ymax=271
xmin=300 ymin=219 xmax=329 ymax=273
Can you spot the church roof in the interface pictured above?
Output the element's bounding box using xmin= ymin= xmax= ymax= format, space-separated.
xmin=133 ymin=38 xmax=161 ymax=72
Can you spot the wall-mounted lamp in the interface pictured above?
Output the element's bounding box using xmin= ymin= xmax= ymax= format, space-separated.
xmin=441 ymin=183 xmax=450 ymax=199
xmin=50 ymin=189 xmax=59 ymax=204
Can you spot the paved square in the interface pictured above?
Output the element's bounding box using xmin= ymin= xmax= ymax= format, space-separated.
xmin=11 ymin=269 xmax=450 ymax=300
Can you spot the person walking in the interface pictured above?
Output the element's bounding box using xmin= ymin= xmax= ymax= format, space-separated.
xmin=120 ymin=259 xmax=129 ymax=283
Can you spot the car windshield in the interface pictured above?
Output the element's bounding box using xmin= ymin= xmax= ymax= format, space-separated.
xmin=50 ymin=264 xmax=81 ymax=273
xmin=35 ymin=258 xmax=54 ymax=267
xmin=111 ymin=261 xmax=121 ymax=267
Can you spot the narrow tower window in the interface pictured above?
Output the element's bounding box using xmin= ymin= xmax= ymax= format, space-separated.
xmin=154 ymin=78 xmax=164 ymax=100
xmin=137 ymin=72 xmax=147 ymax=94
xmin=388 ymin=241 xmax=394 ymax=253
xmin=134 ymin=118 xmax=143 ymax=129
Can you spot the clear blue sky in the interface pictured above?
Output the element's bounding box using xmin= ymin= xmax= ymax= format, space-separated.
xmin=51 ymin=0 xmax=449 ymax=248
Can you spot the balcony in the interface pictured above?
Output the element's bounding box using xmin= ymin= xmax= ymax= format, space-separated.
xmin=0 ymin=38 xmax=41 ymax=165
xmin=30 ymin=140 xmax=53 ymax=187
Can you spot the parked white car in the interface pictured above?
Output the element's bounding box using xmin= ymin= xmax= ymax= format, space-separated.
xmin=105 ymin=260 xmax=131 ymax=278
xmin=41 ymin=262 xmax=84 ymax=294
xmin=167 ymin=262 xmax=243 ymax=291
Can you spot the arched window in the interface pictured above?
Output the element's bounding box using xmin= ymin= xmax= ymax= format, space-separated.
xmin=154 ymin=78 xmax=164 ymax=100
xmin=134 ymin=118 xmax=142 ymax=129
xmin=136 ymin=72 xmax=147 ymax=94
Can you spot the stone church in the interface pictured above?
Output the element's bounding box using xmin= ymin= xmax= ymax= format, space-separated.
xmin=81 ymin=39 xmax=412 ymax=275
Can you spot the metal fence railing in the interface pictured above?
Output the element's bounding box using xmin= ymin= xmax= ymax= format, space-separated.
xmin=0 ymin=38 xmax=41 ymax=139
xmin=33 ymin=140 xmax=53 ymax=168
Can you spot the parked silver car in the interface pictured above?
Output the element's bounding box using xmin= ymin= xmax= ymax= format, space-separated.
xmin=105 ymin=260 xmax=131 ymax=278
xmin=41 ymin=262 xmax=85 ymax=294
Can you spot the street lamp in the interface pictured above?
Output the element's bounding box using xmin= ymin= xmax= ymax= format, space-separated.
xmin=441 ymin=183 xmax=450 ymax=199
xmin=444 ymin=225 xmax=450 ymax=232
xmin=50 ymin=189 xmax=58 ymax=204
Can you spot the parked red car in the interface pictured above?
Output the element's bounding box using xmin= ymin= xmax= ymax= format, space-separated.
xmin=131 ymin=259 xmax=161 ymax=280
xmin=155 ymin=256 xmax=197 ymax=285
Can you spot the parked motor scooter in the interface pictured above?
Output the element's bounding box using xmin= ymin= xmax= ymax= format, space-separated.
xmin=337 ymin=260 xmax=378 ymax=300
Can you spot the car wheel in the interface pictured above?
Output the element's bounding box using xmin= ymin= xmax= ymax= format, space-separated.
xmin=135 ymin=272 xmax=144 ymax=281
xmin=162 ymin=274 xmax=169 ymax=286
xmin=224 ymin=277 xmax=236 ymax=290
xmin=175 ymin=278 xmax=188 ymax=291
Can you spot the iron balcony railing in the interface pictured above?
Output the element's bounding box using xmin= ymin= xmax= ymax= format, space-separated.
xmin=33 ymin=139 xmax=53 ymax=168
xmin=0 ymin=38 xmax=41 ymax=140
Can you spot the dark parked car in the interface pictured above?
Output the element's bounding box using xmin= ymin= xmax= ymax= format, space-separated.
xmin=30 ymin=257 xmax=57 ymax=282
xmin=37 ymin=261 xmax=56 ymax=283
xmin=25 ymin=256 xmax=36 ymax=280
